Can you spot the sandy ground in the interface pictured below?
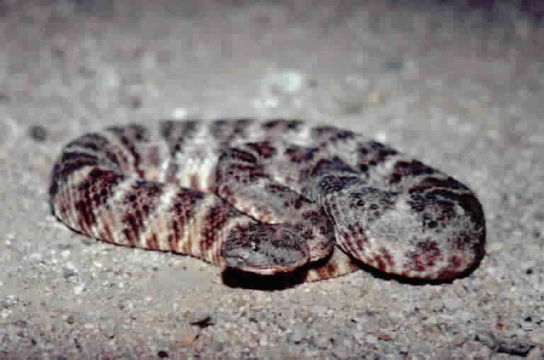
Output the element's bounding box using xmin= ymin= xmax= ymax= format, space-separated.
xmin=0 ymin=0 xmax=543 ymax=358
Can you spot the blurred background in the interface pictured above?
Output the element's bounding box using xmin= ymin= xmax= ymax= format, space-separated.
xmin=1 ymin=0 xmax=542 ymax=136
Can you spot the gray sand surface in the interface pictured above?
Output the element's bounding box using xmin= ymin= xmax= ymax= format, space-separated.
xmin=0 ymin=1 xmax=543 ymax=358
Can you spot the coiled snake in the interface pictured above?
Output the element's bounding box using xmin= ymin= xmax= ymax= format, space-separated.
xmin=49 ymin=119 xmax=485 ymax=282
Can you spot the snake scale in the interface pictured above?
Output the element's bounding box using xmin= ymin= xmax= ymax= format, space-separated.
xmin=49 ymin=119 xmax=485 ymax=282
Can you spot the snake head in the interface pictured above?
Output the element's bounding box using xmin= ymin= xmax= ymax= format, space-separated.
xmin=221 ymin=223 xmax=310 ymax=275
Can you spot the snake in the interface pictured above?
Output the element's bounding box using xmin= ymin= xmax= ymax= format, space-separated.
xmin=49 ymin=119 xmax=485 ymax=282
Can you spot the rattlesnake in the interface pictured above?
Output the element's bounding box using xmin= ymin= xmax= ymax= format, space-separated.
xmin=49 ymin=119 xmax=485 ymax=282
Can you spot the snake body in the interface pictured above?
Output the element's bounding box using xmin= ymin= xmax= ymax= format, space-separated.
xmin=49 ymin=119 xmax=485 ymax=282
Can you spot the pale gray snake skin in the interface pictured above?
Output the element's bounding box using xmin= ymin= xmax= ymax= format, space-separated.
xmin=49 ymin=119 xmax=485 ymax=282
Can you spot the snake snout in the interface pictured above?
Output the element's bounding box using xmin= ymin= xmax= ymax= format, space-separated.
xmin=221 ymin=223 xmax=310 ymax=275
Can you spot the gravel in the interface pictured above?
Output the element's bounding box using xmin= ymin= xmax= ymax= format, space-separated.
xmin=0 ymin=0 xmax=543 ymax=358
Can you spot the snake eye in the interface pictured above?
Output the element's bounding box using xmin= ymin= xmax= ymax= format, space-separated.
xmin=356 ymin=199 xmax=365 ymax=207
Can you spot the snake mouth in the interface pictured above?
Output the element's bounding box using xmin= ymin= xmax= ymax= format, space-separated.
xmin=221 ymin=223 xmax=311 ymax=275
xmin=226 ymin=255 xmax=309 ymax=275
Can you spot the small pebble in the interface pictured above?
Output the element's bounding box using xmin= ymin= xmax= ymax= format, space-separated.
xmin=172 ymin=107 xmax=187 ymax=119
xmin=62 ymin=268 xmax=77 ymax=279
xmin=290 ymin=326 xmax=307 ymax=343
xmin=13 ymin=319 xmax=27 ymax=328
xmin=73 ymin=284 xmax=85 ymax=295
xmin=265 ymin=70 xmax=304 ymax=94
xmin=383 ymin=60 xmax=404 ymax=72
xmin=28 ymin=125 xmax=48 ymax=142
xmin=189 ymin=312 xmax=214 ymax=328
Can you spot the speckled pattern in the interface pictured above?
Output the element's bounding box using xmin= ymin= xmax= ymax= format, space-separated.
xmin=50 ymin=119 xmax=485 ymax=282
